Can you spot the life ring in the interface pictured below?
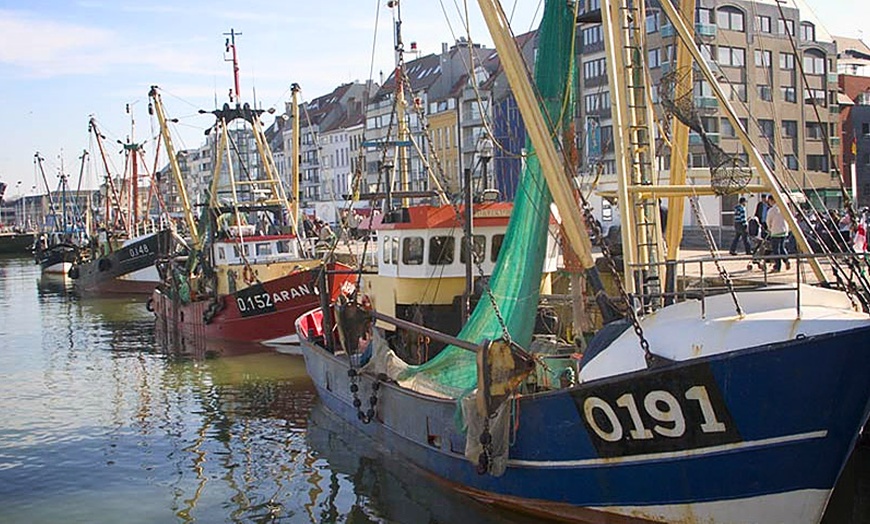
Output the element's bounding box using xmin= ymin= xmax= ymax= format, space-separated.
xmin=145 ymin=297 xmax=155 ymax=312
xmin=242 ymin=265 xmax=256 ymax=284
xmin=98 ymin=258 xmax=112 ymax=272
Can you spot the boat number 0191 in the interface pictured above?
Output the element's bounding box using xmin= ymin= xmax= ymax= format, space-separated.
xmin=583 ymin=386 xmax=726 ymax=442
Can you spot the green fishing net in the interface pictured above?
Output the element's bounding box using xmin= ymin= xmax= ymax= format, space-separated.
xmin=396 ymin=0 xmax=575 ymax=396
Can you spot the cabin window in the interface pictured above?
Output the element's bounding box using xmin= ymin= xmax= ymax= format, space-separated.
xmin=391 ymin=237 xmax=399 ymax=265
xmin=232 ymin=244 xmax=249 ymax=258
xmin=402 ymin=237 xmax=424 ymax=265
xmin=218 ymin=246 xmax=226 ymax=261
xmin=382 ymin=235 xmax=391 ymax=264
xmin=429 ymin=236 xmax=455 ymax=265
xmin=276 ymin=240 xmax=290 ymax=253
xmin=491 ymin=234 xmax=505 ymax=262
xmin=460 ymin=235 xmax=486 ymax=264
xmin=256 ymin=243 xmax=272 ymax=256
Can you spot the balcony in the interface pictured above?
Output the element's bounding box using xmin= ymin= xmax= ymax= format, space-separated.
xmin=659 ymin=23 xmax=715 ymax=38
xmin=695 ymin=23 xmax=717 ymax=37
xmin=689 ymin=132 xmax=720 ymax=145
xmin=694 ymin=96 xmax=719 ymax=109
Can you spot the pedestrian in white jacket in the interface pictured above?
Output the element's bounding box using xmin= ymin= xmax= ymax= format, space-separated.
xmin=765 ymin=195 xmax=790 ymax=272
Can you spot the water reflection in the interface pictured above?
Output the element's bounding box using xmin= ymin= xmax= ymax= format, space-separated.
xmin=305 ymin=402 xmax=542 ymax=524
xmin=2 ymin=253 xmax=870 ymax=524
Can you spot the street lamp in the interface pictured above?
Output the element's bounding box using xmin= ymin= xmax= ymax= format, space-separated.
xmin=478 ymin=135 xmax=495 ymax=199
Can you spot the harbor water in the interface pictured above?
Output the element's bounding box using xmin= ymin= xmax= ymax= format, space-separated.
xmin=0 ymin=253 xmax=867 ymax=523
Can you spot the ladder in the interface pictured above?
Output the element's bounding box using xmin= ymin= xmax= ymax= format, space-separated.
xmin=604 ymin=0 xmax=665 ymax=309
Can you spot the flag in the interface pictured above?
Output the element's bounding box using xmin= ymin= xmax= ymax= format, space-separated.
xmin=854 ymin=216 xmax=867 ymax=253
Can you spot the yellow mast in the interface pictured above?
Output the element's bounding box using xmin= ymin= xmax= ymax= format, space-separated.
xmin=148 ymin=86 xmax=200 ymax=250
xmin=290 ymin=84 xmax=301 ymax=230
xmin=663 ymin=0 xmax=696 ymax=264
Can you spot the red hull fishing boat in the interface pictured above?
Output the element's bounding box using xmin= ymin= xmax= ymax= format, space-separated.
xmin=148 ymin=32 xmax=357 ymax=352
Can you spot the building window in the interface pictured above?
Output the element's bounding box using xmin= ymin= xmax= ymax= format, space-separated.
xmin=429 ymin=236 xmax=455 ymax=265
xmin=729 ymin=83 xmax=747 ymax=102
xmin=755 ymin=15 xmax=771 ymax=33
xmin=804 ymin=89 xmax=826 ymax=106
xmin=402 ymin=236 xmax=424 ymax=265
xmin=803 ymin=51 xmax=825 ymax=75
xmin=784 ymin=154 xmax=799 ymax=170
xmin=648 ymin=48 xmax=661 ymax=68
xmin=717 ymin=46 xmax=746 ymax=67
xmin=758 ymin=119 xmax=775 ymax=139
xmin=862 ymin=122 xmax=870 ymax=136
xmin=582 ymin=25 xmax=603 ymax=46
xmin=716 ymin=6 xmax=744 ymax=32
xmin=782 ymin=120 xmax=798 ymax=138
xmin=800 ymin=22 xmax=815 ymax=42
xmin=696 ymin=7 xmax=713 ymax=25
xmin=757 ymin=84 xmax=772 ymax=101
xmin=646 ymin=11 xmax=660 ymax=33
xmin=806 ymin=155 xmax=829 ymax=172
xmin=781 ymin=86 xmax=796 ymax=103
xmin=721 ymin=118 xmax=736 ymax=137
xmin=778 ymin=18 xmax=795 ymax=36
xmin=806 ymin=122 xmax=824 ymax=140
xmin=779 ymin=53 xmax=795 ymax=70
xmin=755 ymin=49 xmax=772 ymax=68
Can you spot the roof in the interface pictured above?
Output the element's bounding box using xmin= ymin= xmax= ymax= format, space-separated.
xmin=834 ymin=36 xmax=870 ymax=58
xmin=838 ymin=92 xmax=856 ymax=106
xmin=370 ymin=202 xmax=514 ymax=231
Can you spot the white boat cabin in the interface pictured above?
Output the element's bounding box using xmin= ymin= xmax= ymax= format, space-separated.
xmin=212 ymin=233 xmax=304 ymax=266
xmin=371 ymin=203 xmax=560 ymax=279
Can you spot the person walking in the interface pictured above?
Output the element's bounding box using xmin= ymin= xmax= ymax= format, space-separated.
xmin=729 ymin=197 xmax=751 ymax=255
xmin=754 ymin=194 xmax=769 ymax=237
xmin=765 ymin=195 xmax=790 ymax=272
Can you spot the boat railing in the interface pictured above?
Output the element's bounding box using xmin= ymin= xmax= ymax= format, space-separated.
xmin=625 ymin=251 xmax=870 ymax=318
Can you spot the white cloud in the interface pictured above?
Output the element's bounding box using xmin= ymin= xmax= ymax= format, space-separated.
xmin=0 ymin=9 xmax=218 ymax=78
xmin=0 ymin=9 xmax=115 ymax=76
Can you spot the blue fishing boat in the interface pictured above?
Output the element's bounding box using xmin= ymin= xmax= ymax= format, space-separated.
xmin=298 ymin=1 xmax=870 ymax=522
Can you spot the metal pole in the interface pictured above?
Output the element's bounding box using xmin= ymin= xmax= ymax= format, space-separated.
xmin=463 ymin=167 xmax=473 ymax=322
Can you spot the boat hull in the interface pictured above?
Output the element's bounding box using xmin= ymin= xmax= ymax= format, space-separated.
xmin=69 ymin=230 xmax=170 ymax=295
xmin=0 ymin=232 xmax=35 ymax=255
xmin=152 ymin=262 xmax=356 ymax=349
xmin=299 ymin=311 xmax=870 ymax=524
xmin=36 ymin=244 xmax=79 ymax=275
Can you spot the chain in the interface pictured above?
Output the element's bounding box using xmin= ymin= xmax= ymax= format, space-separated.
xmin=581 ymin=204 xmax=662 ymax=367
xmin=687 ymin=196 xmax=744 ymax=317
xmin=346 ymin=367 xmax=383 ymax=424
xmin=476 ymin=416 xmax=493 ymax=474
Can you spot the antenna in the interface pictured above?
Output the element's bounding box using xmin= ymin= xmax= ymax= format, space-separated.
xmin=223 ymin=28 xmax=243 ymax=105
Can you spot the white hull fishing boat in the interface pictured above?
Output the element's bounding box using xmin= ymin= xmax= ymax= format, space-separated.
xmin=298 ymin=1 xmax=870 ymax=523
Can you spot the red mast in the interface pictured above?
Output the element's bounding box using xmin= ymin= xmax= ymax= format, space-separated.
xmin=224 ymin=28 xmax=242 ymax=103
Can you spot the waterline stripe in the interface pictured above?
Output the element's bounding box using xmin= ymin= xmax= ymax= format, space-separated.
xmin=508 ymin=430 xmax=828 ymax=468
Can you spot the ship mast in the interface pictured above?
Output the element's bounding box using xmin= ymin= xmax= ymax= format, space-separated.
xmin=149 ymin=86 xmax=200 ymax=250
xmin=475 ymin=0 xmax=596 ymax=270
xmin=392 ymin=1 xmax=410 ymax=210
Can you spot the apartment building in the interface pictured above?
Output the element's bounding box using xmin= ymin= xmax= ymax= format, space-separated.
xmin=836 ymin=36 xmax=870 ymax=206
xmin=576 ymin=0 xmax=841 ymax=233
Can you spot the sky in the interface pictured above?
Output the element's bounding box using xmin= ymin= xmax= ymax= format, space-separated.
xmin=0 ymin=0 xmax=866 ymax=196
